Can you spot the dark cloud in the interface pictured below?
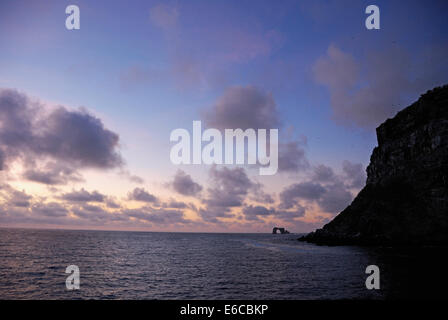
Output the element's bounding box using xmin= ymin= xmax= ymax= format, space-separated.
xmin=39 ymin=107 xmax=121 ymax=168
xmin=342 ymin=160 xmax=366 ymax=188
xmin=204 ymin=166 xmax=253 ymax=208
xmin=249 ymin=182 xmax=275 ymax=204
xmin=278 ymin=141 xmax=309 ymax=172
xmin=210 ymin=166 xmax=253 ymax=193
xmin=7 ymin=188 xmax=32 ymax=208
xmin=23 ymin=162 xmax=83 ymax=185
xmin=106 ymin=199 xmax=121 ymax=209
xmin=124 ymin=206 xmax=187 ymax=225
xmin=279 ymin=180 xmax=353 ymax=214
xmin=78 ymin=204 xmax=104 ymax=213
xmin=71 ymin=204 xmax=127 ymax=223
xmin=274 ymin=206 xmax=306 ymax=221
xmin=197 ymin=165 xmax=307 ymax=224
xmin=60 ymin=188 xmax=106 ymax=203
xmin=317 ymin=184 xmax=353 ymax=213
xmin=198 ymin=207 xmax=233 ymax=224
xmin=202 ymin=86 xmax=280 ymax=130
xmin=242 ymin=204 xmax=306 ymax=222
xmin=312 ymin=161 xmax=365 ymax=189
xmin=197 ymin=165 xmax=311 ymax=224
xmin=278 ymin=160 xmax=366 ymax=214
xmin=128 ymin=187 xmax=159 ymax=203
xmin=0 ymin=182 xmax=191 ymax=227
xmin=0 ymin=205 xmax=70 ymax=226
xmin=199 ymin=166 xmax=254 ymax=222
xmin=162 ymin=200 xmax=189 ymax=209
xmin=201 ymin=86 xmax=311 ymax=174
xmin=313 ymin=44 xmax=448 ymax=128
xmin=0 ymin=184 xmax=32 ymax=208
xmin=242 ymin=205 xmax=274 ymax=221
xmin=280 ymin=182 xmax=326 ymax=209
xmin=312 ymin=164 xmax=336 ymax=183
xmin=171 ymin=170 xmax=203 ymax=196
xmin=0 ymin=88 xmax=123 ymax=184
xmin=32 ymin=202 xmax=68 ymax=217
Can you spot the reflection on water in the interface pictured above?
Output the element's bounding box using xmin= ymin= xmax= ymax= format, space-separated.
xmin=0 ymin=228 xmax=446 ymax=299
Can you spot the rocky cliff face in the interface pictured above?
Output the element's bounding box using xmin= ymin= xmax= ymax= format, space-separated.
xmin=300 ymin=85 xmax=448 ymax=245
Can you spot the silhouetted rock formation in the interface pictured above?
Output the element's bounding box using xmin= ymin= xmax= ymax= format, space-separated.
xmin=273 ymin=227 xmax=290 ymax=234
xmin=300 ymin=85 xmax=448 ymax=245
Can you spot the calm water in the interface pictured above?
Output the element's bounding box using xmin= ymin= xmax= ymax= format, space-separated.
xmin=0 ymin=228 xmax=446 ymax=299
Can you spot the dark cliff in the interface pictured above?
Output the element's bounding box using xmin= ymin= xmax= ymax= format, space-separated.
xmin=300 ymin=85 xmax=448 ymax=245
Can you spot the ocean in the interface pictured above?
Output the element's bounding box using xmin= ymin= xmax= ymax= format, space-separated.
xmin=0 ymin=228 xmax=445 ymax=300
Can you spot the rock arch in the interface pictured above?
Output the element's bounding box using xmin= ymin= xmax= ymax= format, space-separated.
xmin=272 ymin=227 xmax=290 ymax=234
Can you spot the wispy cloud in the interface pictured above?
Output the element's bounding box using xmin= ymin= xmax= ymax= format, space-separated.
xmin=313 ymin=44 xmax=448 ymax=128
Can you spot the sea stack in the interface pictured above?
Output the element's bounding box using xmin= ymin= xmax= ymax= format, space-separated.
xmin=300 ymin=85 xmax=448 ymax=245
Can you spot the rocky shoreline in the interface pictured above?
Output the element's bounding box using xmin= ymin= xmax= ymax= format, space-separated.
xmin=299 ymin=85 xmax=448 ymax=246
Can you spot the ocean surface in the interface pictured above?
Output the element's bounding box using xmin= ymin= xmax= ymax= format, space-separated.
xmin=0 ymin=228 xmax=446 ymax=300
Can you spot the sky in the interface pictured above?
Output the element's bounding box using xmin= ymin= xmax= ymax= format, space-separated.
xmin=0 ymin=0 xmax=447 ymax=232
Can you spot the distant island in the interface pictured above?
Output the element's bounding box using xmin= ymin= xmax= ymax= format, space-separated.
xmin=300 ymin=85 xmax=448 ymax=246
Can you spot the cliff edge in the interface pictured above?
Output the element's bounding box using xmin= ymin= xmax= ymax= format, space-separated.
xmin=300 ymin=85 xmax=448 ymax=245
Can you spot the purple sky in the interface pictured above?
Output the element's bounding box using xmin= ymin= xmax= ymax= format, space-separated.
xmin=0 ymin=0 xmax=447 ymax=232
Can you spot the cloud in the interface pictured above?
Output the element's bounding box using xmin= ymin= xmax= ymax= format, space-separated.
xmin=124 ymin=206 xmax=188 ymax=225
xmin=205 ymin=166 xmax=253 ymax=207
xmin=280 ymin=182 xmax=326 ymax=209
xmin=242 ymin=204 xmax=306 ymax=222
xmin=119 ymin=169 xmax=145 ymax=184
xmin=202 ymin=86 xmax=280 ymax=130
xmin=317 ymin=184 xmax=353 ymax=213
xmin=342 ymin=160 xmax=366 ymax=188
xmin=162 ymin=200 xmax=189 ymax=209
xmin=201 ymin=85 xmax=311 ymax=174
xmin=279 ymin=161 xmax=363 ymax=214
xmin=196 ymin=165 xmax=308 ymax=225
xmin=106 ymin=198 xmax=121 ymax=209
xmin=197 ymin=207 xmax=232 ymax=224
xmin=242 ymin=205 xmax=274 ymax=220
xmin=313 ymin=44 xmax=448 ymax=128
xmin=0 ymin=88 xmax=123 ymax=184
xmin=0 ymin=181 xmax=193 ymax=227
xmin=60 ymin=188 xmax=106 ymax=203
xmin=32 ymin=202 xmax=68 ymax=218
xmin=249 ymin=182 xmax=275 ymax=204
xmin=128 ymin=174 xmax=145 ymax=184
xmin=199 ymin=166 xmax=254 ymax=222
xmin=149 ymin=4 xmax=179 ymax=30
xmin=23 ymin=162 xmax=83 ymax=185
xmin=3 ymin=186 xmax=32 ymax=207
xmin=278 ymin=141 xmax=309 ymax=172
xmin=196 ymin=165 xmax=313 ymax=224
xmin=71 ymin=204 xmax=126 ymax=223
xmin=40 ymin=106 xmax=122 ymax=168
xmin=312 ymin=161 xmax=365 ymax=189
xmin=312 ymin=164 xmax=336 ymax=183
xmin=128 ymin=187 xmax=159 ymax=203
xmin=280 ymin=180 xmax=353 ymax=214
xmin=170 ymin=170 xmax=203 ymax=196
xmin=274 ymin=206 xmax=307 ymax=221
